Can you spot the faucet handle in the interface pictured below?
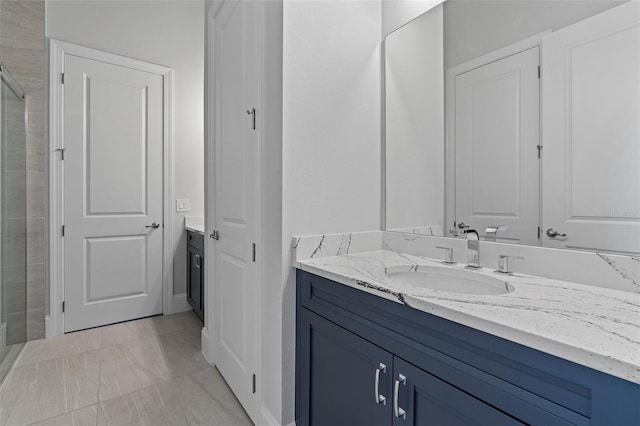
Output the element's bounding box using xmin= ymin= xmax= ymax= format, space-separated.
xmin=435 ymin=246 xmax=455 ymax=264
xmin=485 ymin=225 xmax=508 ymax=242
xmin=496 ymin=254 xmax=524 ymax=275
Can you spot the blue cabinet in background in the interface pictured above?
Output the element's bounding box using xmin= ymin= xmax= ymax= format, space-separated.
xmin=295 ymin=269 xmax=640 ymax=426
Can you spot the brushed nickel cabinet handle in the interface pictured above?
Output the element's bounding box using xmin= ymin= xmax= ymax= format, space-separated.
xmin=394 ymin=373 xmax=406 ymax=419
xmin=374 ymin=363 xmax=387 ymax=405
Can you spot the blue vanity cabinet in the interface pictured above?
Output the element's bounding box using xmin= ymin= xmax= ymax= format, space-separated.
xmin=295 ymin=269 xmax=640 ymax=426
xmin=187 ymin=231 xmax=204 ymax=322
xmin=297 ymin=307 xmax=522 ymax=426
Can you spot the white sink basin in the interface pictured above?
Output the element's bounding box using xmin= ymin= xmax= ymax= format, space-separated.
xmin=386 ymin=265 xmax=514 ymax=295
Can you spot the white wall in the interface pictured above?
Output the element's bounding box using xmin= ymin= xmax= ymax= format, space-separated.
xmin=382 ymin=0 xmax=444 ymax=37
xmin=280 ymin=0 xmax=382 ymax=422
xmin=444 ymin=0 xmax=627 ymax=68
xmin=385 ymin=4 xmax=443 ymax=231
xmin=46 ymin=0 xmax=205 ymax=299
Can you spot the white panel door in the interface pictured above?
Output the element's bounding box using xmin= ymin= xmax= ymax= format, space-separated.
xmin=455 ymin=47 xmax=540 ymax=244
xmin=213 ymin=0 xmax=259 ymax=422
xmin=542 ymin=2 xmax=640 ymax=254
xmin=64 ymin=53 xmax=164 ymax=332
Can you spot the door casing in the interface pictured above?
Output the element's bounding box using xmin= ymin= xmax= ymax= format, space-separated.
xmin=48 ymin=39 xmax=175 ymax=337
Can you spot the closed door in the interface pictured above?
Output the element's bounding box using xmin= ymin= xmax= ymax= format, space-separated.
xmin=542 ymin=1 xmax=640 ymax=254
xmin=63 ymin=52 xmax=164 ymax=332
xmin=454 ymin=47 xmax=540 ymax=244
xmin=213 ymin=0 xmax=260 ymax=421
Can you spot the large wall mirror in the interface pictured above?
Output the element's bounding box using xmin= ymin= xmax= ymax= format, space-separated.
xmin=384 ymin=0 xmax=639 ymax=255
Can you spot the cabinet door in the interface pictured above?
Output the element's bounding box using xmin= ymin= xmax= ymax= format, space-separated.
xmin=392 ymin=357 xmax=523 ymax=426
xmin=297 ymin=309 xmax=393 ymax=426
xmin=187 ymin=245 xmax=203 ymax=320
xmin=197 ymin=249 xmax=204 ymax=320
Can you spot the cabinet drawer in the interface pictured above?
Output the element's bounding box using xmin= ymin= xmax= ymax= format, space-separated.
xmin=297 ymin=270 xmax=605 ymax=425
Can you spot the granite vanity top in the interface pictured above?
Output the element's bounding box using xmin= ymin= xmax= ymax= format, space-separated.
xmin=296 ymin=249 xmax=640 ymax=385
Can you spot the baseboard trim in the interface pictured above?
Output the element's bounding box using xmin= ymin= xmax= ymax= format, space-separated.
xmin=0 ymin=322 xmax=6 ymax=349
xmin=171 ymin=294 xmax=191 ymax=314
xmin=201 ymin=326 xmax=212 ymax=363
xmin=44 ymin=315 xmax=53 ymax=339
xmin=260 ymin=406 xmax=287 ymax=426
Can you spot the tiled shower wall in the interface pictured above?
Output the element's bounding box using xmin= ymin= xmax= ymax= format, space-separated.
xmin=1 ymin=0 xmax=46 ymax=340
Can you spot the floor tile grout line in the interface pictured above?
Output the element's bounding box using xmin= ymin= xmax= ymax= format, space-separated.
xmin=93 ymin=363 xmax=212 ymax=408
xmin=191 ymin=368 xmax=252 ymax=422
xmin=23 ymin=404 xmax=97 ymax=426
xmin=1 ymin=314 xmax=206 ymax=426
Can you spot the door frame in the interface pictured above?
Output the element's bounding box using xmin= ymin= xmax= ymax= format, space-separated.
xmin=47 ymin=39 xmax=174 ymax=337
xmin=204 ymin=0 xmax=264 ymax=422
xmin=444 ymin=30 xmax=549 ymax=237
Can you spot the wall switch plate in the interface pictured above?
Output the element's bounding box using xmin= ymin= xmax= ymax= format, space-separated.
xmin=176 ymin=199 xmax=191 ymax=212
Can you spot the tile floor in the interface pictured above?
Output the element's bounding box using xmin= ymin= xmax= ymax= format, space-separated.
xmin=0 ymin=312 xmax=252 ymax=426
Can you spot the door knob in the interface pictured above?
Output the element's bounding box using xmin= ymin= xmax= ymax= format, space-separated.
xmin=145 ymin=222 xmax=160 ymax=229
xmin=546 ymin=228 xmax=567 ymax=238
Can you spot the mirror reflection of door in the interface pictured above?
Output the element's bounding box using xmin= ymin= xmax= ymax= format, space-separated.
xmin=542 ymin=1 xmax=640 ymax=255
xmin=453 ymin=47 xmax=540 ymax=245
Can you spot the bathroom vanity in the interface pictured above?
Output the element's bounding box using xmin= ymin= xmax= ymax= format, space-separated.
xmin=185 ymin=218 xmax=205 ymax=322
xmin=293 ymin=234 xmax=640 ymax=426
xmin=293 ymin=2 xmax=640 ymax=424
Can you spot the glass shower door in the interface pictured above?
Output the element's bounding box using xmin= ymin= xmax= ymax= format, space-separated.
xmin=0 ymin=62 xmax=27 ymax=384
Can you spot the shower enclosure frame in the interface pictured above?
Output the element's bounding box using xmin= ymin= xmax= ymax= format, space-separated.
xmin=0 ymin=60 xmax=28 ymax=385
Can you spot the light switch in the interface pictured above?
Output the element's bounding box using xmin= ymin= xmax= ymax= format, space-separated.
xmin=176 ymin=199 xmax=191 ymax=212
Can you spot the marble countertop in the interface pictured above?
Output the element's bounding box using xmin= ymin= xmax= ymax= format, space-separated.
xmin=184 ymin=217 xmax=205 ymax=236
xmin=185 ymin=224 xmax=205 ymax=235
xmin=296 ymin=249 xmax=640 ymax=384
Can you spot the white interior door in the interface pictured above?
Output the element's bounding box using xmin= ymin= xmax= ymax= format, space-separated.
xmin=542 ymin=1 xmax=640 ymax=254
xmin=213 ymin=0 xmax=260 ymax=421
xmin=64 ymin=53 xmax=164 ymax=332
xmin=454 ymin=47 xmax=540 ymax=244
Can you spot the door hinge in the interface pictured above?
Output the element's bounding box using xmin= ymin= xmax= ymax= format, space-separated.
xmin=246 ymin=108 xmax=256 ymax=130
xmin=210 ymin=230 xmax=219 ymax=240
xmin=252 ymin=243 xmax=256 ymax=262
xmin=56 ymin=148 xmax=65 ymax=160
xmin=252 ymin=374 xmax=256 ymax=394
xmin=537 ymin=226 xmax=541 ymax=240
xmin=61 ymin=73 xmax=65 ymax=84
xmin=62 ymin=225 xmax=65 ymax=236
xmin=537 ymin=65 xmax=540 ymax=79
xmin=537 ymin=145 xmax=542 ymax=159
xmin=62 ymin=301 xmax=65 ymax=313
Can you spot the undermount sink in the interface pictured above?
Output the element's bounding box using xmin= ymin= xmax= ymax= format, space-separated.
xmin=385 ymin=265 xmax=514 ymax=296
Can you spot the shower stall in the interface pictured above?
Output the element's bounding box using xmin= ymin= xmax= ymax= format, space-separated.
xmin=0 ymin=62 xmax=27 ymax=384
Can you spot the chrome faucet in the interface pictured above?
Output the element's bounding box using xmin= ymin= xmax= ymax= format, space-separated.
xmin=495 ymin=254 xmax=524 ymax=275
xmin=464 ymin=229 xmax=481 ymax=269
xmin=436 ymin=246 xmax=456 ymax=264
xmin=485 ymin=225 xmax=508 ymax=242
